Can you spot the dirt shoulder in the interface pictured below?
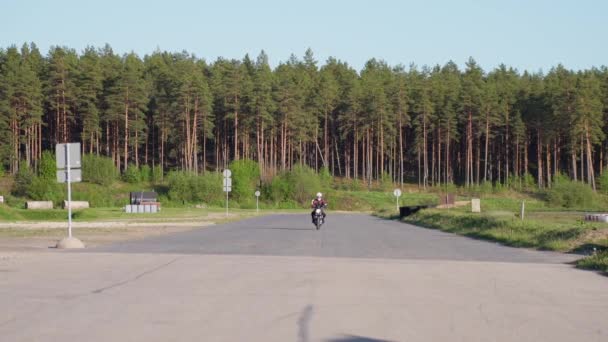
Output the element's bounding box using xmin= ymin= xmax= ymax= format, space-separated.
xmin=0 ymin=212 xmax=253 ymax=253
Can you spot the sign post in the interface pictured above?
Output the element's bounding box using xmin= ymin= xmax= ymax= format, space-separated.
xmin=223 ymin=169 xmax=232 ymax=216
xmin=254 ymin=190 xmax=261 ymax=213
xmin=55 ymin=143 xmax=84 ymax=249
xmin=393 ymin=189 xmax=402 ymax=211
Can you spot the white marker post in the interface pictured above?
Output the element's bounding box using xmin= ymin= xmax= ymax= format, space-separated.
xmin=255 ymin=190 xmax=261 ymax=213
xmin=223 ymin=169 xmax=232 ymax=216
xmin=55 ymin=142 xmax=84 ymax=249
xmin=393 ymin=189 xmax=402 ymax=211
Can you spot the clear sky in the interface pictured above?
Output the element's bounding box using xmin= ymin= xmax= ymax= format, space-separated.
xmin=2 ymin=0 xmax=606 ymax=72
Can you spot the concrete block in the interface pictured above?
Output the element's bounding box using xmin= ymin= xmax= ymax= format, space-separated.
xmin=26 ymin=201 xmax=53 ymax=210
xmin=471 ymin=198 xmax=481 ymax=213
xmin=62 ymin=201 xmax=89 ymax=209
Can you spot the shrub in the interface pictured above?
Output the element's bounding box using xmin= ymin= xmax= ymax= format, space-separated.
xmin=139 ymin=165 xmax=152 ymax=183
xmin=229 ymin=159 xmax=260 ymax=201
xmin=166 ymin=171 xmax=223 ymax=205
xmin=598 ymin=171 xmax=608 ymax=196
xmin=27 ymin=176 xmax=64 ymax=205
xmin=319 ymin=167 xmax=333 ymax=189
xmin=264 ymin=173 xmax=293 ymax=203
xmin=288 ymin=165 xmax=322 ymax=205
xmin=123 ymin=164 xmax=141 ymax=184
xmin=12 ymin=163 xmax=34 ymax=197
xmin=38 ymin=151 xmax=56 ymax=181
xmin=152 ymin=165 xmax=163 ymax=183
xmin=82 ymin=154 xmax=117 ymax=186
xmin=26 ymin=152 xmax=64 ymax=205
xmin=546 ymin=178 xmax=597 ymax=209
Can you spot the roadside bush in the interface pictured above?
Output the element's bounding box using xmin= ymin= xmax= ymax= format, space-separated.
xmin=123 ymin=164 xmax=141 ymax=184
xmin=229 ymin=159 xmax=260 ymax=201
xmin=82 ymin=154 xmax=117 ymax=186
xmin=264 ymin=173 xmax=293 ymax=203
xmin=139 ymin=165 xmax=152 ymax=183
xmin=152 ymin=165 xmax=163 ymax=183
xmin=27 ymin=152 xmax=64 ymax=204
xmin=289 ymin=165 xmax=322 ymax=205
xmin=598 ymin=171 xmax=608 ymax=195
xmin=27 ymin=176 xmax=64 ymax=204
xmin=166 ymin=171 xmax=223 ymax=205
xmin=546 ymin=178 xmax=597 ymax=209
xmin=12 ymin=163 xmax=34 ymax=197
xmin=319 ymin=167 xmax=333 ymax=189
xmin=38 ymin=151 xmax=56 ymax=180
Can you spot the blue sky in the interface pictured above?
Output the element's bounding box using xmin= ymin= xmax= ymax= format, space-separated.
xmin=1 ymin=0 xmax=606 ymax=72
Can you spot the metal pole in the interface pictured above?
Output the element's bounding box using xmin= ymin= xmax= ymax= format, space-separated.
xmin=256 ymin=196 xmax=259 ymax=213
xmin=225 ymin=188 xmax=228 ymax=216
xmin=520 ymin=200 xmax=525 ymax=221
xmin=66 ymin=144 xmax=72 ymax=238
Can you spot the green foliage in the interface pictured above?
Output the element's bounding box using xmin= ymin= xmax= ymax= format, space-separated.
xmin=166 ymin=171 xmax=223 ymax=205
xmin=289 ymin=165 xmax=322 ymax=205
xmin=26 ymin=176 xmax=64 ymax=204
xmin=546 ymin=179 xmax=598 ymax=209
xmin=229 ymin=159 xmax=260 ymax=202
xmin=139 ymin=165 xmax=152 ymax=183
xmin=123 ymin=164 xmax=141 ymax=184
xmin=406 ymin=209 xmax=599 ymax=252
xmin=21 ymin=152 xmax=64 ymax=205
xmin=319 ymin=167 xmax=333 ymax=189
xmin=152 ymin=165 xmax=163 ymax=183
xmin=598 ymin=171 xmax=608 ymax=195
xmin=12 ymin=163 xmax=34 ymax=197
xmin=82 ymin=154 xmax=117 ymax=186
xmin=577 ymin=250 xmax=608 ymax=273
xmin=38 ymin=151 xmax=56 ymax=181
xmin=263 ymin=165 xmax=322 ymax=206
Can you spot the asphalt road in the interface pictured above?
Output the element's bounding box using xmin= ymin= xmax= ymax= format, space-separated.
xmin=89 ymin=213 xmax=577 ymax=263
xmin=1 ymin=214 xmax=607 ymax=342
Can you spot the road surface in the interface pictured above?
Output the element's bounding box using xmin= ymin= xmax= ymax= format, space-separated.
xmin=1 ymin=214 xmax=606 ymax=342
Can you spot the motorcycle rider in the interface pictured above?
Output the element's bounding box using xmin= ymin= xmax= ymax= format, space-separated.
xmin=311 ymin=192 xmax=328 ymax=224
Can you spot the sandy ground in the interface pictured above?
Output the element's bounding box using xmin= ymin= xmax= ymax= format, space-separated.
xmin=0 ymin=212 xmax=249 ymax=251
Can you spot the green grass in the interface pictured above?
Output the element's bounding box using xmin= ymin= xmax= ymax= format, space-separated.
xmin=576 ymin=250 xmax=608 ymax=274
xmin=397 ymin=195 xmax=608 ymax=256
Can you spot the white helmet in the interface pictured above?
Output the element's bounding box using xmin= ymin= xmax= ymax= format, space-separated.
xmin=316 ymin=192 xmax=323 ymax=198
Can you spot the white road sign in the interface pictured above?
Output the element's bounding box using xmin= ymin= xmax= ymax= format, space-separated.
xmin=57 ymin=169 xmax=82 ymax=183
xmin=56 ymin=143 xmax=81 ymax=169
xmin=255 ymin=191 xmax=261 ymax=197
xmin=393 ymin=189 xmax=402 ymax=197
xmin=223 ymin=178 xmax=232 ymax=187
xmin=223 ymin=169 xmax=232 ymax=178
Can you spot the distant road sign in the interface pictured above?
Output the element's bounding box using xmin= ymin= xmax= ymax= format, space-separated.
xmin=255 ymin=191 xmax=261 ymax=197
xmin=57 ymin=169 xmax=82 ymax=183
xmin=223 ymin=186 xmax=232 ymax=192
xmin=393 ymin=189 xmax=402 ymax=197
xmin=223 ymin=178 xmax=232 ymax=187
xmin=56 ymin=143 xmax=81 ymax=169
xmin=223 ymin=169 xmax=232 ymax=178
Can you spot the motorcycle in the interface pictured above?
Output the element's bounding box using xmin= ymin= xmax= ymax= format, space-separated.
xmin=312 ymin=204 xmax=326 ymax=230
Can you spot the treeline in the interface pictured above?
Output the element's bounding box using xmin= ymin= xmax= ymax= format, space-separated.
xmin=1 ymin=43 xmax=607 ymax=189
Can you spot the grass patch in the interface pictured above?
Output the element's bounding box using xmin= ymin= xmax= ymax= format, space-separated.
xmin=577 ymin=250 xmax=608 ymax=274
xmin=402 ymin=199 xmax=608 ymax=252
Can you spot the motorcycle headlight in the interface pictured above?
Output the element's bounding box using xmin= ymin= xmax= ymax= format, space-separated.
xmin=315 ymin=209 xmax=321 ymax=214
